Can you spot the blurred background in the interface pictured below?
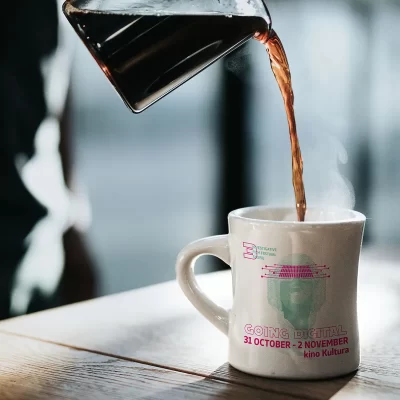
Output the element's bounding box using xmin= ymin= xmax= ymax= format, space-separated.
xmin=64 ymin=0 xmax=399 ymax=296
xmin=63 ymin=0 xmax=400 ymax=296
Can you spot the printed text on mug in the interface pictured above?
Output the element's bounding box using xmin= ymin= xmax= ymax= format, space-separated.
xmin=243 ymin=324 xmax=350 ymax=358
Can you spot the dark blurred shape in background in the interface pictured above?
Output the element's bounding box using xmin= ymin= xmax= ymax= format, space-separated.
xmin=0 ymin=0 xmax=97 ymax=320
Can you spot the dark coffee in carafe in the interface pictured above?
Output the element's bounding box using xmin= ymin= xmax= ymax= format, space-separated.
xmin=63 ymin=1 xmax=271 ymax=113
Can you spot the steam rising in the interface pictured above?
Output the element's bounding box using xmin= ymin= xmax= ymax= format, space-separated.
xmin=224 ymin=41 xmax=356 ymax=216
xmin=274 ymin=134 xmax=356 ymax=223
xmin=305 ymin=134 xmax=356 ymax=213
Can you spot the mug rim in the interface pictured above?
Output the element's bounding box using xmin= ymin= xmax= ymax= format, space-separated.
xmin=229 ymin=206 xmax=366 ymax=226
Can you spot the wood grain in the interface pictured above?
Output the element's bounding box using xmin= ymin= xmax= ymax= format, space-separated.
xmin=0 ymin=251 xmax=399 ymax=399
xmin=0 ymin=332 xmax=291 ymax=400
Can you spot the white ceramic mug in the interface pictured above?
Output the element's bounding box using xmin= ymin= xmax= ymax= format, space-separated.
xmin=176 ymin=206 xmax=366 ymax=379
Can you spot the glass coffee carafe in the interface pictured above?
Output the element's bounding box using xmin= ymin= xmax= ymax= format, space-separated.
xmin=63 ymin=0 xmax=272 ymax=112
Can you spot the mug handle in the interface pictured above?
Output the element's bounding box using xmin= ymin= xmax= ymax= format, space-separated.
xmin=176 ymin=235 xmax=231 ymax=336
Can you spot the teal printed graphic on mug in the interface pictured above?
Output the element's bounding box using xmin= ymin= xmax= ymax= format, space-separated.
xmin=263 ymin=254 xmax=329 ymax=330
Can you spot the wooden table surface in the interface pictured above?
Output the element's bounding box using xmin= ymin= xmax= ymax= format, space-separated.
xmin=0 ymin=247 xmax=399 ymax=399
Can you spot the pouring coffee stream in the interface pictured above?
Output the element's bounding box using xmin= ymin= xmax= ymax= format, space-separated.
xmin=63 ymin=0 xmax=306 ymax=221
xmin=255 ymin=29 xmax=307 ymax=222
